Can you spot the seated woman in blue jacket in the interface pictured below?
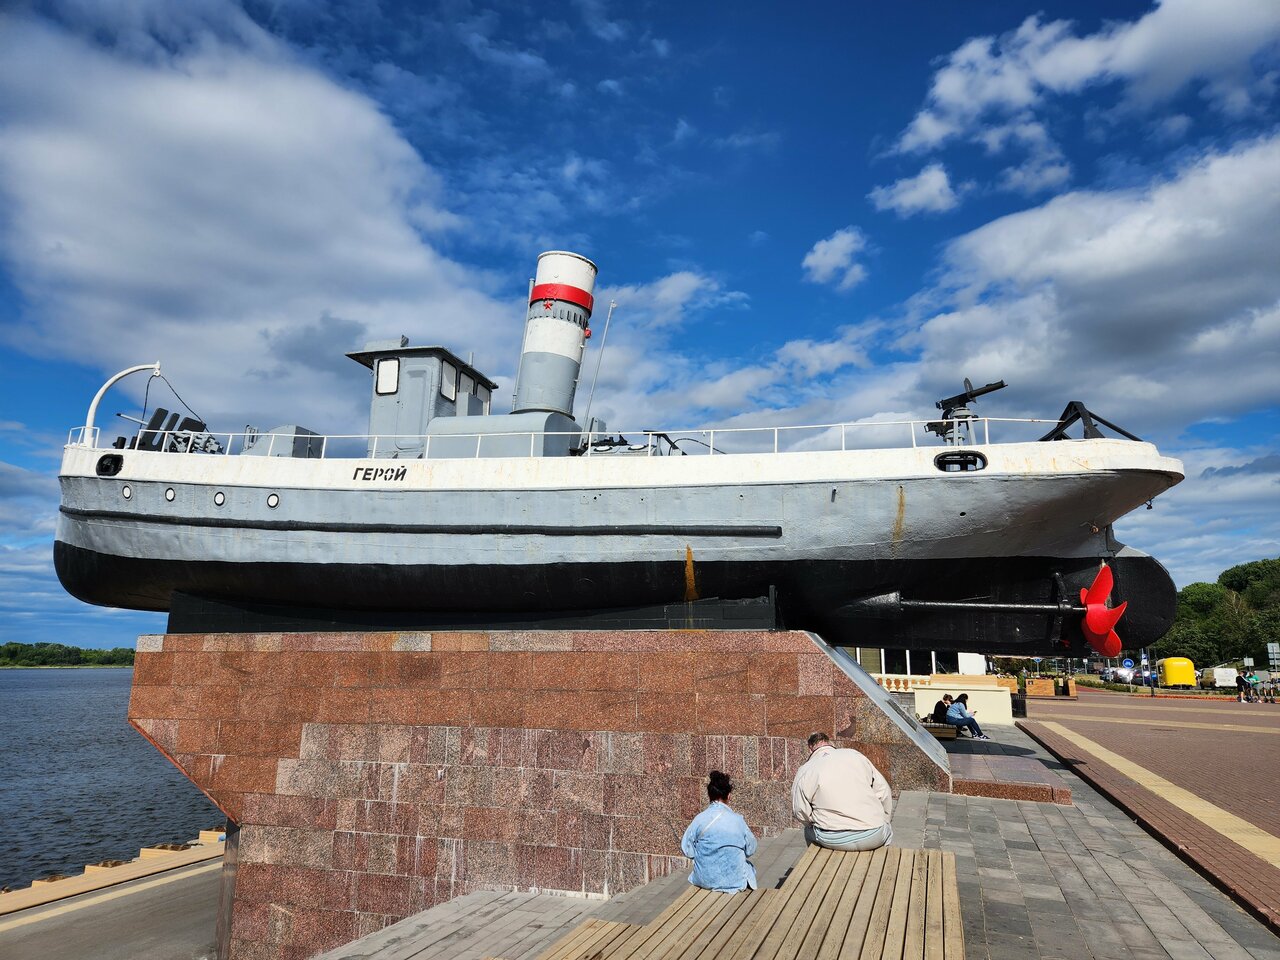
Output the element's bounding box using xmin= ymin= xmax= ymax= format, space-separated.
xmin=946 ymin=693 xmax=990 ymax=740
xmin=681 ymin=771 xmax=758 ymax=893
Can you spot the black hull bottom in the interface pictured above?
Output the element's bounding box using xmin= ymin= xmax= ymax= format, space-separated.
xmin=53 ymin=541 xmax=1176 ymax=655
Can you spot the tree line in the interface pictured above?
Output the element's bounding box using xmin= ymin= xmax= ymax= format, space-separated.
xmin=1149 ymin=557 xmax=1280 ymax=668
xmin=0 ymin=642 xmax=135 ymax=667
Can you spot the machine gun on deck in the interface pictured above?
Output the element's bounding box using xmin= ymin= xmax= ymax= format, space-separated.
xmin=925 ymin=379 xmax=1007 ymax=445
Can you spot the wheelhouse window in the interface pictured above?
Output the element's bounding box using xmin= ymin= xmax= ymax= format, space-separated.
xmin=459 ymin=372 xmax=475 ymax=397
xmin=440 ymin=361 xmax=457 ymax=401
xmin=375 ymin=358 xmax=400 ymax=395
xmin=477 ymin=385 xmax=491 ymax=414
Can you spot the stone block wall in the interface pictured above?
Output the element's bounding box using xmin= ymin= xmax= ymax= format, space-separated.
xmin=128 ymin=629 xmax=950 ymax=960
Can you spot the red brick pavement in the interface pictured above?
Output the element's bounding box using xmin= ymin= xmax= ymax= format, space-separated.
xmin=1028 ymin=689 xmax=1280 ymax=836
xmin=1021 ymin=689 xmax=1280 ymax=933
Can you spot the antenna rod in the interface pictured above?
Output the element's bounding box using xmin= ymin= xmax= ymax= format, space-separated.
xmin=511 ymin=278 xmax=534 ymax=412
xmin=581 ymin=299 xmax=616 ymax=433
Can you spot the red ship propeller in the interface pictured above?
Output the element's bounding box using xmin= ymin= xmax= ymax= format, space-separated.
xmin=1080 ymin=563 xmax=1126 ymax=657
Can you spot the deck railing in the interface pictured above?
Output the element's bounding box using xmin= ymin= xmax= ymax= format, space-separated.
xmin=67 ymin=416 xmax=1079 ymax=459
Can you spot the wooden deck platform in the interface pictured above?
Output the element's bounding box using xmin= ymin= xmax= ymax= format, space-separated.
xmin=489 ymin=844 xmax=963 ymax=960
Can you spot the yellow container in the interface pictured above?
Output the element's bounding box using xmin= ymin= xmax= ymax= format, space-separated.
xmin=1157 ymin=657 xmax=1196 ymax=689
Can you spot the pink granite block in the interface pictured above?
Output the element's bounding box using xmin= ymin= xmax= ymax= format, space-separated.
xmin=463 ymin=806 xmax=519 ymax=843
xmin=797 ymin=655 xmax=834 ymax=696
xmin=695 ymin=654 xmax=750 ymax=693
xmin=240 ymin=794 xmax=338 ymax=830
xmin=438 ymin=805 xmax=465 ymax=839
xmin=436 ymin=652 xmax=490 ymax=688
xmin=607 ymin=851 xmax=650 ymax=892
xmin=381 ymin=763 xmax=445 ymax=806
xmin=518 ymin=810 xmax=560 ymax=846
xmin=636 ymin=693 xmax=697 ymax=734
xmin=551 ymin=771 xmax=605 ymax=814
xmin=470 ymin=690 xmax=526 ymax=729
xmin=229 ymin=901 xmax=270 ymax=942
xmin=484 ymin=651 xmax=533 ymax=690
xmin=518 ymin=768 xmax=555 ymax=809
xmin=694 ymin=693 xmax=766 ymax=735
xmin=636 ymin=653 xmax=699 ymax=693
xmin=363 ymin=833 xmax=398 ymax=875
xmin=132 ymin=652 xmax=175 ymax=686
xmin=445 ymin=766 xmax=496 ymax=807
xmin=460 ymin=727 xmax=498 ymax=767
xmin=582 ymin=813 xmax=612 ymax=851
xmin=765 ymin=695 xmax=834 ymax=739
xmin=488 ymin=632 xmax=575 ymax=652
xmin=635 ymin=733 xmax=685 ymax=778
xmin=472 ymin=840 xmax=526 ymax=885
xmin=535 ymin=732 xmax=604 ymax=778
xmin=288 ymin=908 xmax=358 ymax=956
xmin=747 ymin=654 xmax=799 ymax=695
xmin=430 ymin=632 xmax=491 ymax=652
xmin=581 ymin=849 xmax=608 ymax=895
xmin=608 ymin=816 xmax=681 ymax=856
xmin=534 ymin=844 xmax=582 ymax=891
xmin=355 ymin=873 xmax=412 ymax=915
xmin=691 ymin=735 xmax=726 ymax=775
xmin=598 ymin=731 xmax=644 ymax=774
xmin=603 ymin=774 xmax=686 ymax=817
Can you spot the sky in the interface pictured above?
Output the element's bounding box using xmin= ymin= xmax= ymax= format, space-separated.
xmin=1 ymin=0 xmax=1278 ymax=647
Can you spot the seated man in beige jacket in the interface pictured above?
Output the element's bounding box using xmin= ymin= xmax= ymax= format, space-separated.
xmin=791 ymin=731 xmax=893 ymax=851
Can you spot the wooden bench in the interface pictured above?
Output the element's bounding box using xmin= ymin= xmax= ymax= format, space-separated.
xmin=921 ymin=722 xmax=958 ymax=741
xmin=488 ymin=844 xmax=963 ymax=960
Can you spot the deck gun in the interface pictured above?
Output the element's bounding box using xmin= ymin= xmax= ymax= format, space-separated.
xmin=925 ymin=378 xmax=1007 ymax=445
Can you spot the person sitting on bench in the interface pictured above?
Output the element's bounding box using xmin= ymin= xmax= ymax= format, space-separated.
xmin=791 ymin=732 xmax=893 ymax=851
xmin=931 ymin=694 xmax=953 ymax=724
xmin=946 ymin=694 xmax=990 ymax=740
xmin=681 ymin=771 xmax=757 ymax=893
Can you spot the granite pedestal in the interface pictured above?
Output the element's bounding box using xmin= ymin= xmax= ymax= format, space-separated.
xmin=127 ymin=629 xmax=950 ymax=960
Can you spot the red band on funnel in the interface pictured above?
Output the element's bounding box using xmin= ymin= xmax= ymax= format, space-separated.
xmin=530 ymin=283 xmax=594 ymax=313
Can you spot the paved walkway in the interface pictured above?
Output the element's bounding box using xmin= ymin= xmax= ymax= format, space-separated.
xmin=316 ymin=721 xmax=1280 ymax=960
xmin=1022 ymin=688 xmax=1280 ymax=932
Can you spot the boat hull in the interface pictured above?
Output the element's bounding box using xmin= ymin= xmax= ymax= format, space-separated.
xmin=54 ymin=436 xmax=1183 ymax=655
xmin=54 ymin=539 xmax=1174 ymax=654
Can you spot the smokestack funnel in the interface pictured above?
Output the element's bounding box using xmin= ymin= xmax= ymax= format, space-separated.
xmin=512 ymin=251 xmax=597 ymax=418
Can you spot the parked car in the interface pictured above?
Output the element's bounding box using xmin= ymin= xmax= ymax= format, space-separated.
xmin=1200 ymin=667 xmax=1237 ymax=689
xmin=1109 ymin=666 xmax=1135 ymax=683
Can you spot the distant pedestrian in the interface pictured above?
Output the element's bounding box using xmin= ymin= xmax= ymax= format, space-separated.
xmin=681 ymin=771 xmax=757 ymax=893
xmin=791 ymin=732 xmax=893 ymax=851
xmin=946 ymin=694 xmax=990 ymax=740
xmin=1237 ymin=669 xmax=1251 ymax=703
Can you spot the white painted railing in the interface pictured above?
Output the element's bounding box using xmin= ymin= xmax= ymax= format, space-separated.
xmin=67 ymin=416 xmax=1076 ymax=459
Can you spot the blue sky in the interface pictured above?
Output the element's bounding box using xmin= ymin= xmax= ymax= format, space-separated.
xmin=1 ymin=0 xmax=1278 ymax=647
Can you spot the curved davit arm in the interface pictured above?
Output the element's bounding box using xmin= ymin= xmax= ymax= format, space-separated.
xmin=82 ymin=362 xmax=161 ymax=447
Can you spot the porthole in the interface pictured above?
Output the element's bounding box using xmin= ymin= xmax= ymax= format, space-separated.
xmin=267 ymin=493 xmax=279 ymax=509
xmin=96 ymin=454 xmax=123 ymax=477
xmin=934 ymin=452 xmax=987 ymax=473
xmin=165 ymin=488 xmax=176 ymax=502
xmin=214 ymin=491 xmax=226 ymax=507
xmin=122 ymin=485 xmax=132 ymax=500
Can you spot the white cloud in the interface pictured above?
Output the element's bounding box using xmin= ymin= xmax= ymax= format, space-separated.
xmin=915 ymin=134 xmax=1280 ymax=434
xmin=597 ymin=78 xmax=623 ymax=96
xmin=573 ymin=0 xmax=627 ymax=43
xmin=900 ymin=2 xmax=1280 ymax=154
xmin=894 ymin=1 xmax=1280 ymax=199
xmin=802 ymin=228 xmax=869 ymax=291
xmin=0 ymin=12 xmax=515 ymax=434
xmin=869 ymin=163 xmax=963 ymax=216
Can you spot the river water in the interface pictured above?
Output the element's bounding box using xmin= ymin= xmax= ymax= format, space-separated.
xmin=0 ymin=668 xmax=221 ymax=891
